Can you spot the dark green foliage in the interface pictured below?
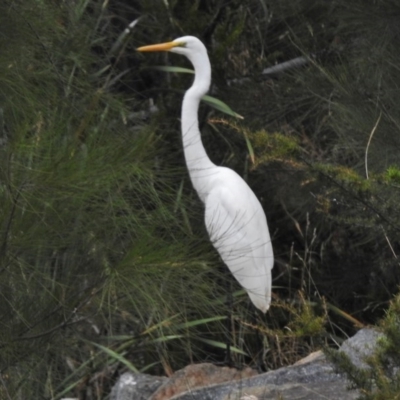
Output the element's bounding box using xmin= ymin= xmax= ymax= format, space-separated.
xmin=0 ymin=1 xmax=227 ymax=397
xmin=3 ymin=0 xmax=400 ymax=397
xmin=217 ymin=0 xmax=400 ymax=326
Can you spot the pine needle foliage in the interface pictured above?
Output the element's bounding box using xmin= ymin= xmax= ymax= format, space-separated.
xmin=0 ymin=1 xmax=228 ymax=398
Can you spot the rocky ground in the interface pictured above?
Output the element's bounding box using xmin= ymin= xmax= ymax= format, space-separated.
xmin=110 ymin=328 xmax=381 ymax=400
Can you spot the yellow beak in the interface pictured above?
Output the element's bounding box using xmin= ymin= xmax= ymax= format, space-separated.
xmin=137 ymin=41 xmax=182 ymax=52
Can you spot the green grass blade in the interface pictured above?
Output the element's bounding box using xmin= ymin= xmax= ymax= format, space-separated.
xmin=175 ymin=316 xmax=226 ymax=330
xmin=148 ymin=334 xmax=184 ymax=343
xmin=202 ymin=95 xmax=244 ymax=119
xmin=147 ymin=67 xmax=243 ymax=118
xmin=91 ymin=342 xmax=139 ymax=373
xmin=196 ymin=338 xmax=248 ymax=356
xmin=151 ymin=66 xmax=194 ymax=74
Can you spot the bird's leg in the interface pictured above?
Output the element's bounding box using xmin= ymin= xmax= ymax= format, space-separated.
xmin=253 ymin=309 xmax=267 ymax=372
xmin=224 ymin=277 xmax=233 ymax=367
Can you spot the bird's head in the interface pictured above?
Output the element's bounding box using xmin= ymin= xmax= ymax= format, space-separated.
xmin=137 ymin=35 xmax=211 ymax=92
xmin=137 ymin=36 xmax=207 ymax=61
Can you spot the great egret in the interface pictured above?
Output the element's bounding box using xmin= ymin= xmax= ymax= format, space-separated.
xmin=137 ymin=36 xmax=274 ymax=313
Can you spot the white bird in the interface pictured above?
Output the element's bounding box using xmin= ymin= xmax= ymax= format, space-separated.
xmin=137 ymin=36 xmax=274 ymax=313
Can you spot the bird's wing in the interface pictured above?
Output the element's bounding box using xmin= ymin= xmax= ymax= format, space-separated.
xmin=204 ymin=185 xmax=273 ymax=312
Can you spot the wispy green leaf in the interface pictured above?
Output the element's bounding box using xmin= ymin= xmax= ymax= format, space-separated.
xmin=175 ymin=316 xmax=226 ymax=330
xmin=202 ymin=95 xmax=244 ymax=119
xmin=148 ymin=334 xmax=184 ymax=343
xmin=243 ymin=131 xmax=255 ymax=165
xmin=196 ymin=338 xmax=248 ymax=356
xmin=148 ymin=66 xmax=243 ymax=119
xmin=151 ymin=65 xmax=194 ymax=74
xmin=91 ymin=342 xmax=139 ymax=373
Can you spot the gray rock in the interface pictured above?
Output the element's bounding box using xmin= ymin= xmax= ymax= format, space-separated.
xmin=168 ymin=350 xmax=356 ymax=400
xmin=109 ymin=372 xmax=167 ymax=400
xmin=149 ymin=363 xmax=257 ymax=400
xmin=110 ymin=328 xmax=381 ymax=400
xmin=339 ymin=327 xmax=383 ymax=369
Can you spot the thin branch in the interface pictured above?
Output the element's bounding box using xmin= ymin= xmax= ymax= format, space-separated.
xmin=380 ymin=225 xmax=399 ymax=263
xmin=365 ymin=112 xmax=382 ymax=179
xmin=262 ymin=55 xmax=311 ymax=76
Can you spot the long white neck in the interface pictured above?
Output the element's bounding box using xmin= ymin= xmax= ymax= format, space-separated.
xmin=181 ymin=50 xmax=216 ymax=203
